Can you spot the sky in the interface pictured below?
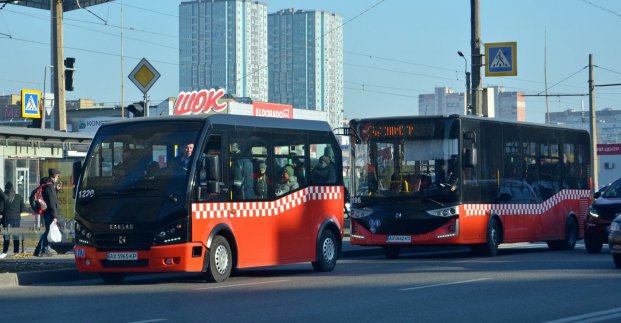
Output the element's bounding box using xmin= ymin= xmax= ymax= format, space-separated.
xmin=0 ymin=0 xmax=620 ymax=124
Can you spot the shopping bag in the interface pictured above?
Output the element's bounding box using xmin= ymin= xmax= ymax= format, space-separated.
xmin=47 ymin=221 xmax=62 ymax=243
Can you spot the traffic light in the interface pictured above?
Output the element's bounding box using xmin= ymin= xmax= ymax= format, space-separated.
xmin=64 ymin=57 xmax=75 ymax=91
xmin=28 ymin=117 xmax=42 ymax=129
xmin=127 ymin=101 xmax=145 ymax=117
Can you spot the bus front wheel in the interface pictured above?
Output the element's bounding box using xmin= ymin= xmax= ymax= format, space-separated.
xmin=312 ymin=229 xmax=338 ymax=272
xmin=471 ymin=218 xmax=501 ymax=256
xmin=205 ymin=235 xmax=233 ymax=283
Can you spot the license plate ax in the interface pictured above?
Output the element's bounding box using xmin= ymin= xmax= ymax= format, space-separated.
xmin=107 ymin=252 xmax=138 ymax=261
xmin=386 ymin=235 xmax=411 ymax=243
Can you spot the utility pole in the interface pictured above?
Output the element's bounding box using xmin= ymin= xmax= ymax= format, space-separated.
xmin=52 ymin=0 xmax=67 ymax=131
xmin=470 ymin=0 xmax=482 ymax=116
xmin=589 ymin=54 xmax=598 ymax=192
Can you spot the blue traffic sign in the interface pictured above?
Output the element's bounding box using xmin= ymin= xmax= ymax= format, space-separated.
xmin=21 ymin=89 xmax=41 ymax=118
xmin=485 ymin=42 xmax=517 ymax=77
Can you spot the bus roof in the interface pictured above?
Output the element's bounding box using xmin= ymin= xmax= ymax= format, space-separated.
xmin=101 ymin=114 xmax=333 ymax=133
xmin=350 ymin=114 xmax=590 ymax=134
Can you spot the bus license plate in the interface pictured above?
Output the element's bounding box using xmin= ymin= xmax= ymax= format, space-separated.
xmin=386 ymin=235 xmax=411 ymax=243
xmin=107 ymin=252 xmax=138 ymax=261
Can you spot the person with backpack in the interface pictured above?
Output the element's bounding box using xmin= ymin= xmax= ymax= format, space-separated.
xmin=33 ymin=168 xmax=61 ymax=257
xmin=0 ymin=182 xmax=25 ymax=258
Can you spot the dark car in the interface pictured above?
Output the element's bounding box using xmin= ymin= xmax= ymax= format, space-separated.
xmin=585 ymin=178 xmax=621 ymax=253
xmin=609 ymin=215 xmax=621 ymax=268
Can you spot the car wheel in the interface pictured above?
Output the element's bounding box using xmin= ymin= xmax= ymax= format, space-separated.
xmin=382 ymin=246 xmax=402 ymax=259
xmin=99 ymin=273 xmax=126 ymax=284
xmin=547 ymin=217 xmax=577 ymax=250
xmin=312 ymin=230 xmax=338 ymax=272
xmin=585 ymin=235 xmax=604 ymax=254
xmin=205 ymin=235 xmax=233 ymax=283
xmin=613 ymin=254 xmax=621 ymax=268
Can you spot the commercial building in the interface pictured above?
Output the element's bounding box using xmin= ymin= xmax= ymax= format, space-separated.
xmin=268 ymin=8 xmax=343 ymax=131
xmin=179 ymin=0 xmax=268 ymax=101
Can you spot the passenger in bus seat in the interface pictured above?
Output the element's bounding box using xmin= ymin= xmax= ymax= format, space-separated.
xmin=254 ymin=162 xmax=269 ymax=199
xmin=231 ymin=142 xmax=256 ymax=200
xmin=276 ymin=165 xmax=299 ymax=196
xmin=311 ymin=155 xmax=337 ymax=184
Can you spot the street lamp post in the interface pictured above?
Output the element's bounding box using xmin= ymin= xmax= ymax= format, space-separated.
xmin=458 ymin=51 xmax=471 ymax=114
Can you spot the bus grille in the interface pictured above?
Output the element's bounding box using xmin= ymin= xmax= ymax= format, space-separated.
xmin=101 ymin=259 xmax=149 ymax=268
xmin=94 ymin=232 xmax=152 ymax=251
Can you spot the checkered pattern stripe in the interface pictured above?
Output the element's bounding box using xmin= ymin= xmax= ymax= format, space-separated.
xmin=192 ymin=186 xmax=343 ymax=219
xmin=464 ymin=189 xmax=591 ymax=216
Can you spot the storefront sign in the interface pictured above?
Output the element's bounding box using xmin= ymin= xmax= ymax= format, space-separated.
xmin=598 ymin=144 xmax=621 ymax=155
xmin=253 ymin=102 xmax=293 ymax=119
xmin=174 ymin=89 xmax=228 ymax=115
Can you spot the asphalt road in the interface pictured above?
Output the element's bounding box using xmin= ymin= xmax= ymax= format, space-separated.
xmin=1 ymin=242 xmax=620 ymax=323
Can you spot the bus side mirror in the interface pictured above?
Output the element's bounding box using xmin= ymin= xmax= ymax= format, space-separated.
xmin=72 ymin=160 xmax=82 ymax=198
xmin=464 ymin=148 xmax=477 ymax=168
xmin=594 ymin=191 xmax=601 ymax=199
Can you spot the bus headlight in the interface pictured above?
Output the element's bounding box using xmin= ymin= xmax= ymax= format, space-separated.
xmin=426 ymin=206 xmax=459 ymax=217
xmin=75 ymin=220 xmax=94 ymax=246
xmin=350 ymin=207 xmax=373 ymax=219
xmin=153 ymin=219 xmax=188 ymax=245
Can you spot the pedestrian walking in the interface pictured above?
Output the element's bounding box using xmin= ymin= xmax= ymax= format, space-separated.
xmin=33 ymin=168 xmax=62 ymax=257
xmin=0 ymin=182 xmax=25 ymax=258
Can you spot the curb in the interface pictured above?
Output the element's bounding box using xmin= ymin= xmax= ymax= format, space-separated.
xmin=0 ymin=269 xmax=98 ymax=287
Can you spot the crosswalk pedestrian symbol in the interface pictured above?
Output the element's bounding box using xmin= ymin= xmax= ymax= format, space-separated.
xmin=21 ymin=89 xmax=41 ymax=119
xmin=485 ymin=42 xmax=517 ymax=77
xmin=491 ymin=50 xmax=510 ymax=68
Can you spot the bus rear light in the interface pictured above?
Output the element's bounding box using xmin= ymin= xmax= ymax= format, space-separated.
xmin=85 ymin=259 xmax=91 ymax=266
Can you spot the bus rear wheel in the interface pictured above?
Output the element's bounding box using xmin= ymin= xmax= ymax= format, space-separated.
xmin=547 ymin=217 xmax=577 ymax=250
xmin=312 ymin=230 xmax=338 ymax=272
xmin=99 ymin=273 xmax=126 ymax=284
xmin=205 ymin=235 xmax=233 ymax=283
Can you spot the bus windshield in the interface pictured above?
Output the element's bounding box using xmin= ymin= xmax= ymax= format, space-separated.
xmin=77 ymin=121 xmax=203 ymax=222
xmin=352 ymin=119 xmax=460 ymax=204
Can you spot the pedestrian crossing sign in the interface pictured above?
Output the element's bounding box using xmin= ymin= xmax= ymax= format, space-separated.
xmin=485 ymin=42 xmax=517 ymax=77
xmin=21 ymin=89 xmax=42 ymax=119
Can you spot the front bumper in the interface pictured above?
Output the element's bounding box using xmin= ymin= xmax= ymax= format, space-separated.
xmin=74 ymin=242 xmax=206 ymax=273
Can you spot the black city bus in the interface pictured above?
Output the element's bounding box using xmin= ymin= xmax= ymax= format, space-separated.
xmin=349 ymin=115 xmax=591 ymax=258
xmin=73 ymin=114 xmax=344 ymax=283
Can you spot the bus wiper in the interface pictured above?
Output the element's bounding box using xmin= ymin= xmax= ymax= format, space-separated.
xmin=422 ymin=196 xmax=444 ymax=207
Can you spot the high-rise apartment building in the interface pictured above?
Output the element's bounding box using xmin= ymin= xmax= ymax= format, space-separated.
xmin=179 ymin=0 xmax=268 ymax=101
xmin=550 ymin=108 xmax=621 ymax=144
xmin=268 ymin=9 xmax=343 ymax=130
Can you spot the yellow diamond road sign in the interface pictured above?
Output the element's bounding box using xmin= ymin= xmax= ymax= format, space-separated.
xmin=129 ymin=58 xmax=160 ymax=94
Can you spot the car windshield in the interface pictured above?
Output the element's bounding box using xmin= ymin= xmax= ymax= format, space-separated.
xmin=603 ymin=180 xmax=621 ymax=198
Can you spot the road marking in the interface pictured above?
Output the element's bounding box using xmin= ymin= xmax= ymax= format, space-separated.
xmin=399 ymin=278 xmax=491 ymax=291
xmin=195 ymin=279 xmax=289 ymax=290
xmin=127 ymin=319 xmax=168 ymax=323
xmin=543 ymin=307 xmax=621 ymax=323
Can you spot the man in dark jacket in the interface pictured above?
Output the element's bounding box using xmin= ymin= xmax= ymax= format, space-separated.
xmin=0 ymin=182 xmax=25 ymax=258
xmin=33 ymin=168 xmax=61 ymax=257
